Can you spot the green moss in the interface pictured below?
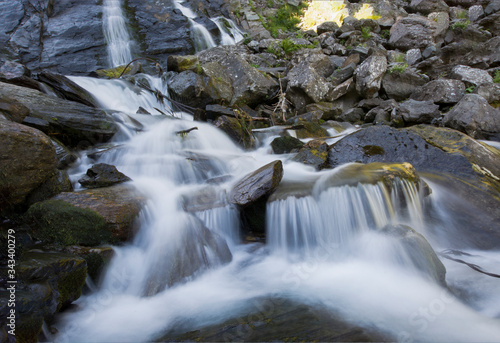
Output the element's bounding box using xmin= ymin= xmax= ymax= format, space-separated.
xmin=56 ymin=260 xmax=87 ymax=310
xmin=27 ymin=200 xmax=111 ymax=246
xmin=493 ymin=70 xmax=500 ymax=84
xmin=451 ymin=19 xmax=470 ymax=30
xmin=295 ymin=122 xmax=329 ymax=139
xmin=265 ymin=3 xmax=308 ymax=38
xmin=363 ymin=145 xmax=385 ymax=156
xmin=96 ymin=65 xmax=132 ymax=79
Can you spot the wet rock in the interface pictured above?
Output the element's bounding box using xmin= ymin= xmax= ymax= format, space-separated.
xmin=78 ymin=163 xmax=132 ymax=189
xmin=380 ymin=224 xmax=446 ymax=286
xmin=0 ymin=60 xmax=43 ymax=91
xmin=382 ymin=68 xmax=428 ymax=101
xmin=63 ymin=246 xmax=114 ymax=282
xmin=37 ymin=71 xmax=100 ymax=107
xmin=305 ymin=102 xmax=344 ymax=121
xmin=286 ymin=62 xmax=332 ymax=105
xmin=205 ymin=104 xmax=236 ymax=120
xmin=167 ymin=55 xmax=200 ymax=73
xmin=51 ymin=138 xmax=78 ymax=170
xmin=214 ymin=115 xmax=256 ymax=149
xmin=28 ymin=185 xmax=145 ymax=245
xmin=0 ymin=119 xmax=57 ymax=210
xmin=26 ymin=169 xmax=73 ymax=207
xmin=168 ymin=70 xmax=214 ymax=109
xmin=410 ymin=79 xmax=465 ymax=105
xmin=449 ymin=65 xmax=494 ymax=86
xmin=0 ymin=81 xmax=117 ymax=147
xmin=0 ymin=94 xmax=30 ymax=123
xmin=294 ymin=121 xmax=330 ymax=139
xmin=229 ymin=160 xmax=283 ymax=207
xmin=271 ymin=136 xmax=304 ymax=154
xmin=338 ymin=108 xmax=365 ymax=124
xmin=443 ymin=94 xmax=500 ymax=140
xmin=354 ymin=53 xmax=387 ymax=98
xmin=398 ymin=99 xmax=441 ymax=124
xmin=389 ymin=14 xmax=435 ymax=50
xmin=292 ymin=140 xmax=329 ymax=170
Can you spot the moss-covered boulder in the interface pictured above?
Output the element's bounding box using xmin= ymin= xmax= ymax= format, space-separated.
xmin=292 ymin=139 xmax=329 ymax=170
xmin=167 ymin=55 xmax=200 ymax=73
xmin=294 ymin=121 xmax=329 ymax=139
xmin=214 ymin=115 xmax=256 ymax=149
xmin=271 ymin=135 xmax=304 ymax=154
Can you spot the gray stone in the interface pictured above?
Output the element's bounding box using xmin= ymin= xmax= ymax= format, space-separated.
xmin=317 ymin=21 xmax=341 ymax=35
xmin=330 ymin=63 xmax=356 ymax=86
xmin=354 ymin=53 xmax=387 ymax=98
xmin=326 ymin=77 xmax=355 ymax=102
xmin=468 ymin=5 xmax=485 ymax=21
xmin=271 ymin=136 xmax=304 ymax=154
xmin=382 ymin=68 xmax=428 ymax=101
xmin=78 ymin=163 xmax=132 ymax=189
xmin=287 ymin=62 xmax=332 ymax=104
xmin=409 ymin=0 xmax=449 ymax=14
xmin=292 ymin=140 xmax=329 ymax=170
xmin=422 ymin=45 xmax=437 ymax=58
xmin=428 ymin=12 xmax=450 ymax=39
xmin=338 ymin=108 xmax=365 ymax=123
xmin=463 ymin=37 xmax=500 ymax=68
xmin=406 ymin=49 xmax=422 ymax=65
xmin=484 ymin=0 xmax=500 ymax=15
xmin=443 ymin=94 xmax=500 ymax=140
xmin=476 ymin=83 xmax=500 ymax=104
xmin=450 ymin=65 xmax=494 ymax=86
xmin=389 ymin=14 xmax=435 ymax=50
xmin=411 ymin=79 xmax=466 ymax=104
xmin=398 ymin=99 xmax=441 ymax=124
xmin=168 ymin=71 xmax=214 ymax=109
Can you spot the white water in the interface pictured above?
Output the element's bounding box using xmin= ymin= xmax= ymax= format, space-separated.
xmin=103 ymin=0 xmax=133 ymax=67
xmin=211 ymin=17 xmax=245 ymax=45
xmin=173 ymin=0 xmax=217 ymax=52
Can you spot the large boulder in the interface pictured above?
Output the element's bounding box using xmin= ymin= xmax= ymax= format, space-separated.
xmin=271 ymin=136 xmax=304 ymax=154
xmin=382 ymin=68 xmax=428 ymax=101
xmin=443 ymin=94 xmax=500 ymax=141
xmin=410 ymin=79 xmax=465 ymax=105
xmin=389 ymin=14 xmax=435 ymax=50
xmin=449 ymin=65 xmax=494 ymax=86
xmin=0 ymin=81 xmax=117 ymax=147
xmin=168 ymin=70 xmax=215 ymax=109
xmin=27 ymin=185 xmax=145 ymax=245
xmin=0 ymin=119 xmax=57 ymax=211
xmin=0 ymin=93 xmax=29 ymax=123
xmin=214 ymin=115 xmax=256 ymax=149
xmin=286 ymin=62 xmax=332 ymax=108
xmin=354 ymin=53 xmax=387 ymax=98
xmin=397 ymin=99 xmax=441 ymax=124
xmin=462 ymin=36 xmax=500 ymax=68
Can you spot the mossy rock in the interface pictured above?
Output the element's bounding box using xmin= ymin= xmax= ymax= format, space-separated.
xmin=214 ymin=115 xmax=256 ymax=150
xmin=26 ymin=199 xmax=111 ymax=246
xmin=167 ymin=55 xmax=200 ymax=73
xmin=292 ymin=139 xmax=329 ymax=170
xmin=270 ymin=135 xmax=304 ymax=154
xmin=294 ymin=121 xmax=329 ymax=139
xmin=64 ymin=245 xmax=114 ymax=282
xmin=95 ymin=65 xmax=134 ymax=79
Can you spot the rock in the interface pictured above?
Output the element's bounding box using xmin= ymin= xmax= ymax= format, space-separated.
xmin=389 ymin=14 xmax=435 ymax=51
xmin=229 ymin=160 xmax=283 ymax=207
xmin=28 ymin=185 xmax=145 ymax=245
xmin=338 ymin=108 xmax=365 ymax=123
xmin=317 ymin=21 xmax=341 ymax=35
xmin=484 ymin=0 xmax=500 ymax=15
xmin=329 ymin=63 xmax=356 ymax=86
xmin=63 ymin=246 xmax=114 ymax=282
xmin=37 ymin=71 xmax=99 ymax=107
xmin=0 ymin=119 xmax=57 ymax=210
xmin=26 ymin=169 xmax=73 ymax=207
xmin=478 ymin=12 xmax=500 ymax=36
xmin=462 ymin=37 xmax=500 ymax=68
xmin=168 ymin=70 xmax=214 ymax=109
xmin=52 ymin=138 xmax=78 ymax=170
xmin=444 ymin=0 xmax=483 ymax=7
xmin=0 ymin=60 xmax=43 ymax=91
xmin=294 ymin=121 xmax=330 ymax=139
xmin=408 ymin=0 xmax=449 ymax=14
xmin=167 ymin=55 xmax=200 ymax=73
xmin=305 ymin=102 xmax=344 ymax=121
xmin=382 ymin=68 xmax=428 ymax=101
xmin=476 ymin=83 xmax=500 ymax=104
xmin=443 ymin=94 xmax=500 ymax=140
xmin=160 ymin=298 xmax=391 ymax=342
xmin=406 ymin=48 xmax=422 ymax=66
xmin=428 ymin=12 xmax=450 ymax=39
xmin=398 ymin=99 xmax=441 ymax=124
xmin=0 ymin=81 xmax=117 ymax=147
xmin=292 ymin=140 xmax=329 ymax=170
xmin=214 ymin=115 xmax=255 ymax=149
xmin=354 ymin=53 xmax=387 ymax=98
xmin=0 ymin=94 xmax=30 ymax=123
xmin=449 ymin=65 xmax=494 ymax=86
xmin=326 ymin=77 xmax=355 ymax=102
xmin=205 ymin=104 xmax=236 ymax=120
xmin=271 ymin=136 xmax=304 ymax=154
xmin=380 ymin=224 xmax=446 ymax=286
xmin=202 ymin=53 xmax=278 ymax=107
xmin=468 ymin=4 xmax=485 ymax=21
xmin=410 ymin=79 xmax=466 ymax=104
xmin=286 ymin=62 xmax=332 ymax=107
xmin=78 ymin=163 xmax=132 ymax=189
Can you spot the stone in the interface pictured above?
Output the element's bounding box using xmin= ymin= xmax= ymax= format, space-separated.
xmin=450 ymin=65 xmax=494 ymax=86
xmin=167 ymin=55 xmax=200 ymax=73
xmin=476 ymin=83 xmax=500 ymax=104
xmin=78 ymin=163 xmax=132 ymax=189
xmin=398 ymin=99 xmax=441 ymax=124
xmin=389 ymin=14 xmax=435 ymax=51
xmin=478 ymin=12 xmax=500 ymax=36
xmin=354 ymin=53 xmax=387 ymax=98
xmin=408 ymin=0 xmax=449 ymax=14
xmin=214 ymin=115 xmax=255 ymax=149
xmin=428 ymin=12 xmax=449 ymax=39
xmin=338 ymin=108 xmax=365 ymax=123
xmin=271 ymin=136 xmax=304 ymax=154
xmin=406 ymin=48 xmax=422 ymax=66
xmin=468 ymin=5 xmax=485 ymax=21
xmin=382 ymin=68 xmax=428 ymax=101
xmin=292 ymin=139 xmax=329 ymax=170
xmin=52 ymin=138 xmax=78 ymax=170
xmin=462 ymin=37 xmax=500 ymax=68
xmin=484 ymin=0 xmax=500 ymax=15
xmin=443 ymin=94 xmax=500 ymax=140
xmin=286 ymin=62 xmax=332 ymax=105
xmin=317 ymin=21 xmax=341 ymax=35
xmin=330 ymin=63 xmax=356 ymax=86
xmin=326 ymin=77 xmax=355 ymax=102
xmin=0 ymin=119 xmax=57 ymax=210
xmin=294 ymin=122 xmax=330 ymax=139
xmin=410 ymin=79 xmax=466 ymax=104
xmin=0 ymin=81 xmax=117 ymax=147
xmin=0 ymin=94 xmax=30 ymax=123
xmin=305 ymin=102 xmax=344 ymax=121
xmin=168 ymin=70 xmax=214 ymax=109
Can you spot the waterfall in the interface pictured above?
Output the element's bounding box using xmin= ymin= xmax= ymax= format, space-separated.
xmin=103 ymin=0 xmax=133 ymax=67
xmin=173 ymin=0 xmax=217 ymax=52
xmin=211 ymin=17 xmax=244 ymax=45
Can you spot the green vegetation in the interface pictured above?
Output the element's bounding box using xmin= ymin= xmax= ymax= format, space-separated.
xmin=265 ymin=3 xmax=308 ymax=38
xmin=494 ymin=70 xmax=500 ymax=83
xmin=380 ymin=29 xmax=390 ymax=40
xmin=394 ymin=53 xmax=406 ymax=63
xmin=266 ymin=38 xmax=317 ymax=58
xmin=465 ymin=85 xmax=475 ymax=93
xmin=389 ymin=63 xmax=408 ymax=74
xmin=456 ymin=9 xmax=468 ymax=19
xmin=361 ymin=26 xmax=371 ymax=40
xmin=451 ymin=19 xmax=470 ymax=30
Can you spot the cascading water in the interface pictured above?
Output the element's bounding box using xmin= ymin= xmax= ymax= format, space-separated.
xmin=52 ymin=1 xmax=500 ymax=342
xmin=103 ymin=0 xmax=133 ymax=67
xmin=211 ymin=17 xmax=245 ymax=45
xmin=173 ymin=0 xmax=217 ymax=52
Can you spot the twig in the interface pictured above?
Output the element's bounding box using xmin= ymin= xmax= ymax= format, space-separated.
xmin=176 ymin=127 xmax=198 ymax=135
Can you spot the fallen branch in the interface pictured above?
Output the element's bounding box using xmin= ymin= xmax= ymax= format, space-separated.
xmin=176 ymin=127 xmax=198 ymax=138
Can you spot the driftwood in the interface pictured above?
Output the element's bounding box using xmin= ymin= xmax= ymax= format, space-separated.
xmin=176 ymin=127 xmax=198 ymax=137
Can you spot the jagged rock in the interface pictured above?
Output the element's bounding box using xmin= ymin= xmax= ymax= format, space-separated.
xmin=36 ymin=71 xmax=99 ymax=107
xmin=293 ymin=121 xmax=329 ymax=139
xmin=0 ymin=81 xmax=117 ymax=147
xmin=28 ymin=185 xmax=145 ymax=245
xmin=406 ymin=48 xmax=422 ymax=65
xmin=462 ymin=37 xmax=500 ymax=68
xmin=428 ymin=11 xmax=450 ymax=39
xmin=410 ymin=79 xmax=466 ymax=104
xmin=382 ymin=68 xmax=428 ymax=101
xmin=0 ymin=119 xmax=57 ymax=210
xmin=476 ymin=83 xmax=500 ymax=104
xmin=478 ymin=12 xmax=500 ymax=36
xmin=63 ymin=245 xmax=114 ymax=282
xmin=389 ymin=14 xmax=435 ymax=50
xmin=484 ymin=0 xmax=500 ymax=15
xmin=51 ymin=138 xmax=78 ymax=170
xmin=286 ymin=62 xmax=332 ymax=106
xmin=214 ymin=115 xmax=255 ymax=149
xmin=168 ymin=70 xmax=215 ymax=109
xmin=468 ymin=4 xmax=485 ymax=21
xmin=167 ymin=55 xmax=200 ymax=73
xmin=381 ymin=224 xmax=446 ymax=286
xmin=0 ymin=94 xmax=29 ymax=123
xmin=443 ymin=94 xmax=500 ymax=140
xmin=408 ymin=0 xmax=449 ymax=15
xmin=317 ymin=21 xmax=341 ymax=35
xmin=0 ymin=60 xmax=44 ymax=91
xmin=354 ymin=53 xmax=387 ymax=98
xmin=450 ymin=65 xmax=494 ymax=86
xmin=326 ymin=77 xmax=355 ymax=102
xmin=271 ymin=136 xmax=304 ymax=154
xmin=305 ymin=102 xmax=344 ymax=121
xmin=444 ymin=0 xmax=483 ymax=7
xmin=78 ymin=163 xmax=132 ymax=189
xmin=292 ymin=139 xmax=329 ymax=170
xmin=398 ymin=99 xmax=441 ymax=124
xmin=205 ymin=104 xmax=236 ymax=120
xmin=229 ymin=160 xmax=283 ymax=207
xmin=330 ymin=63 xmax=356 ymax=86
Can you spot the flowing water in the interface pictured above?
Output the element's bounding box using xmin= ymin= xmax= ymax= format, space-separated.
xmin=103 ymin=0 xmax=133 ymax=67
xmin=211 ymin=17 xmax=245 ymax=45
xmin=173 ymin=0 xmax=217 ymax=52
xmin=52 ymin=1 xmax=500 ymax=341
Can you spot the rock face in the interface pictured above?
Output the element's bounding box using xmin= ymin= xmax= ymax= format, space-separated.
xmin=0 ymin=81 xmax=117 ymax=147
xmin=443 ymin=94 xmax=500 ymax=140
xmin=286 ymin=62 xmax=332 ymax=107
xmin=28 ymin=185 xmax=145 ymax=245
xmin=78 ymin=163 xmax=132 ymax=189
xmin=0 ymin=119 xmax=57 ymax=210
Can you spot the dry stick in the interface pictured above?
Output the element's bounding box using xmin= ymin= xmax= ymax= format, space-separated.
xmin=176 ymin=127 xmax=198 ymax=136
xmin=438 ymin=250 xmax=500 ymax=278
